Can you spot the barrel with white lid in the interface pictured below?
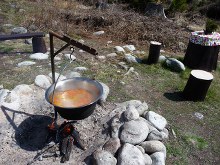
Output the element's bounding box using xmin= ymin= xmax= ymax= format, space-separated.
xmin=182 ymin=70 xmax=213 ymax=101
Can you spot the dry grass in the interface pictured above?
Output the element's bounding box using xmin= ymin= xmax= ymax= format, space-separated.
xmin=13 ymin=0 xmax=192 ymax=52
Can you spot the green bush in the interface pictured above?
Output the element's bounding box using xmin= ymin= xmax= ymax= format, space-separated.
xmin=205 ymin=19 xmax=218 ymax=34
xmin=169 ymin=0 xmax=188 ymax=12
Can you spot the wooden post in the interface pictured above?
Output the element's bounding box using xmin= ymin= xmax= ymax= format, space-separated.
xmin=182 ymin=70 xmax=213 ymax=101
xmin=32 ymin=37 xmax=47 ymax=53
xmin=147 ymin=41 xmax=162 ymax=64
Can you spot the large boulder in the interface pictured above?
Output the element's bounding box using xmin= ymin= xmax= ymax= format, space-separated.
xmin=118 ymin=143 xmax=145 ymax=165
xmin=120 ymin=119 xmax=149 ymax=145
xmin=93 ymin=150 xmax=117 ymax=165
xmin=146 ymin=111 xmax=167 ymax=131
xmin=165 ymin=58 xmax=185 ymax=72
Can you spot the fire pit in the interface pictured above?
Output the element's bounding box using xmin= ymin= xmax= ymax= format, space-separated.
xmin=44 ymin=31 xmax=101 ymax=162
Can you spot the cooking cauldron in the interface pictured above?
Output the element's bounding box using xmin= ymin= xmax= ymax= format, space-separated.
xmin=45 ymin=77 xmax=103 ymax=120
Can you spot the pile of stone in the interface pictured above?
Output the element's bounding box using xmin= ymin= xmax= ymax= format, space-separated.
xmin=92 ymin=100 xmax=168 ymax=165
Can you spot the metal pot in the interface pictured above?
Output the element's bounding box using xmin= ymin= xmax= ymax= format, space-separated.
xmin=45 ymin=77 xmax=103 ymax=120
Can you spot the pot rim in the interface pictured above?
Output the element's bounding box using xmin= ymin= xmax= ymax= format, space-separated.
xmin=45 ymin=77 xmax=103 ymax=109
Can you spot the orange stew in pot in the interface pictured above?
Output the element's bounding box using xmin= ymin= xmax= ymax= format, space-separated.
xmin=50 ymin=89 xmax=93 ymax=108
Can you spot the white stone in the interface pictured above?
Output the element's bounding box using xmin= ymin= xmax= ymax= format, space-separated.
xmin=48 ymin=72 xmax=66 ymax=81
xmin=11 ymin=27 xmax=27 ymax=34
xmin=194 ymin=112 xmax=204 ymax=119
xmin=147 ymin=129 xmax=168 ymax=141
xmin=103 ymin=137 xmax=121 ymax=155
xmin=65 ymin=72 xmax=81 ymax=78
xmin=64 ymin=53 xmax=76 ymax=61
xmin=114 ymin=46 xmax=125 ymax=53
xmin=2 ymin=91 xmax=20 ymax=110
xmin=136 ymin=102 xmax=148 ymax=116
xmin=143 ymin=154 xmax=153 ymax=165
xmin=158 ymin=55 xmax=167 ymax=63
xmin=150 ymin=152 xmax=165 ymax=165
xmin=79 ymin=49 xmax=85 ymax=53
xmin=107 ymin=53 xmax=117 ymax=58
xmin=100 ymin=82 xmax=109 ymax=102
xmin=166 ymin=58 xmax=185 ymax=72
xmin=54 ymin=56 xmax=61 ymax=61
xmin=120 ymin=119 xmax=149 ymax=145
xmin=120 ymin=100 xmax=142 ymax=109
xmin=123 ymin=45 xmax=136 ymax=52
xmin=118 ymin=143 xmax=145 ymax=165
xmin=78 ymin=39 xmax=85 ymax=43
xmin=30 ymin=53 xmax=49 ymax=60
xmin=123 ymin=104 xmax=139 ymax=121
xmin=35 ymin=75 xmax=51 ymax=89
xmin=93 ymin=31 xmax=105 ymax=35
xmin=146 ymin=111 xmax=167 ymax=131
xmin=13 ymin=84 xmax=33 ymax=96
xmin=125 ymin=54 xmax=141 ymax=63
xmin=93 ymin=150 xmax=117 ymax=165
xmin=96 ymin=55 xmax=106 ymax=60
xmin=17 ymin=61 xmax=36 ymax=67
xmin=0 ymin=89 xmax=9 ymax=104
xmin=73 ymin=67 xmax=88 ymax=72
xmin=140 ymin=140 xmax=166 ymax=154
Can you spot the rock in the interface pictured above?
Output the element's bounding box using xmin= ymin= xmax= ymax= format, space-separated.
xmin=13 ymin=84 xmax=33 ymax=96
xmin=123 ymin=104 xmax=139 ymax=121
xmin=79 ymin=49 xmax=85 ymax=53
xmin=54 ymin=56 xmax=61 ymax=61
xmin=96 ymin=55 xmax=106 ymax=60
xmin=2 ymin=91 xmax=20 ymax=110
xmin=64 ymin=53 xmax=76 ymax=61
xmin=118 ymin=62 xmax=128 ymax=70
xmin=194 ymin=112 xmax=204 ymax=120
xmin=120 ymin=100 xmax=142 ymax=109
xmin=139 ymin=117 xmax=157 ymax=133
xmin=73 ymin=67 xmax=88 ymax=72
xmin=120 ymin=119 xmax=149 ymax=145
xmin=136 ymin=102 xmax=148 ymax=116
xmin=48 ymin=72 xmax=66 ymax=81
xmin=118 ymin=143 xmax=145 ymax=165
xmin=17 ymin=61 xmax=36 ymax=67
xmin=100 ymin=82 xmax=109 ymax=102
xmin=122 ymin=45 xmax=136 ymax=52
xmin=0 ymin=89 xmax=9 ymax=104
xmin=140 ymin=141 xmax=166 ymax=154
xmin=107 ymin=53 xmax=117 ymax=58
xmin=145 ymin=3 xmax=167 ymax=18
xmin=124 ymin=67 xmax=135 ymax=76
xmin=93 ymin=150 xmax=117 ymax=165
xmin=78 ymin=39 xmax=85 ymax=43
xmin=24 ymin=39 xmax=32 ymax=45
xmin=34 ymin=75 xmax=51 ymax=89
xmin=161 ymin=128 xmax=169 ymax=139
xmin=65 ymin=72 xmax=81 ymax=78
xmin=30 ymin=53 xmax=49 ymax=60
xmin=165 ymin=58 xmax=185 ymax=72
xmin=103 ymin=138 xmax=121 ymax=155
xmin=178 ymin=42 xmax=187 ymax=52
xmin=143 ymin=154 xmax=153 ymax=165
xmin=96 ymin=2 xmax=109 ymax=10
xmin=93 ymin=31 xmax=105 ymax=35
xmin=146 ymin=111 xmax=167 ymax=131
xmin=147 ymin=129 xmax=168 ymax=141
xmin=136 ymin=145 xmax=145 ymax=154
xmin=125 ymin=54 xmax=141 ymax=63
xmin=11 ymin=27 xmax=27 ymax=34
xmin=150 ymin=152 xmax=165 ymax=165
xmin=111 ymin=114 xmax=124 ymax=138
xmin=114 ymin=46 xmax=125 ymax=54
xmin=158 ymin=55 xmax=167 ymax=63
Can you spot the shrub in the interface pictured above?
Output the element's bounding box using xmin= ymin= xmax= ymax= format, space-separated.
xmin=168 ymin=0 xmax=188 ymax=12
xmin=205 ymin=19 xmax=218 ymax=34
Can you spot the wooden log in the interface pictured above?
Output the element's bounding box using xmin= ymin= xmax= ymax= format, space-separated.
xmin=147 ymin=41 xmax=162 ymax=64
xmin=32 ymin=37 xmax=47 ymax=53
xmin=182 ymin=70 xmax=213 ymax=101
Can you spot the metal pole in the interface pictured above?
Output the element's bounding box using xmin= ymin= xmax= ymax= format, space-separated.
xmin=49 ymin=32 xmax=56 ymax=83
